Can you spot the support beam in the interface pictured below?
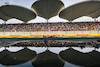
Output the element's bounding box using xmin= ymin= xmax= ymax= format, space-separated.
xmin=69 ymin=20 xmax=72 ymax=23
xmin=94 ymin=18 xmax=96 ymax=22
xmin=47 ymin=19 xmax=48 ymax=23
xmin=4 ymin=21 xmax=6 ymax=24
xmin=24 ymin=21 xmax=27 ymax=24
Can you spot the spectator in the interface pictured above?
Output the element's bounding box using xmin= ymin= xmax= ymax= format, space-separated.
xmin=0 ymin=22 xmax=100 ymax=32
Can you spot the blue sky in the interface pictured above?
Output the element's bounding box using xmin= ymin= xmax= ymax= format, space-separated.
xmin=0 ymin=0 xmax=100 ymax=24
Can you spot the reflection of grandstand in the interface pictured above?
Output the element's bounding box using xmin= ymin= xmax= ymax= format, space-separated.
xmin=9 ymin=40 xmax=100 ymax=48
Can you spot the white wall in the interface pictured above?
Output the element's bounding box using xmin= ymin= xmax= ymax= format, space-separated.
xmin=0 ymin=31 xmax=99 ymax=35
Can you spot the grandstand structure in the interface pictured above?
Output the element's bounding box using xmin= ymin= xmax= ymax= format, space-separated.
xmin=0 ymin=0 xmax=100 ymax=46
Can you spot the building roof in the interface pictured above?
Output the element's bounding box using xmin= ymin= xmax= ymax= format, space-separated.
xmin=31 ymin=0 xmax=64 ymax=20
xmin=59 ymin=1 xmax=100 ymax=21
xmin=0 ymin=5 xmax=36 ymax=22
xmin=0 ymin=10 xmax=11 ymax=21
